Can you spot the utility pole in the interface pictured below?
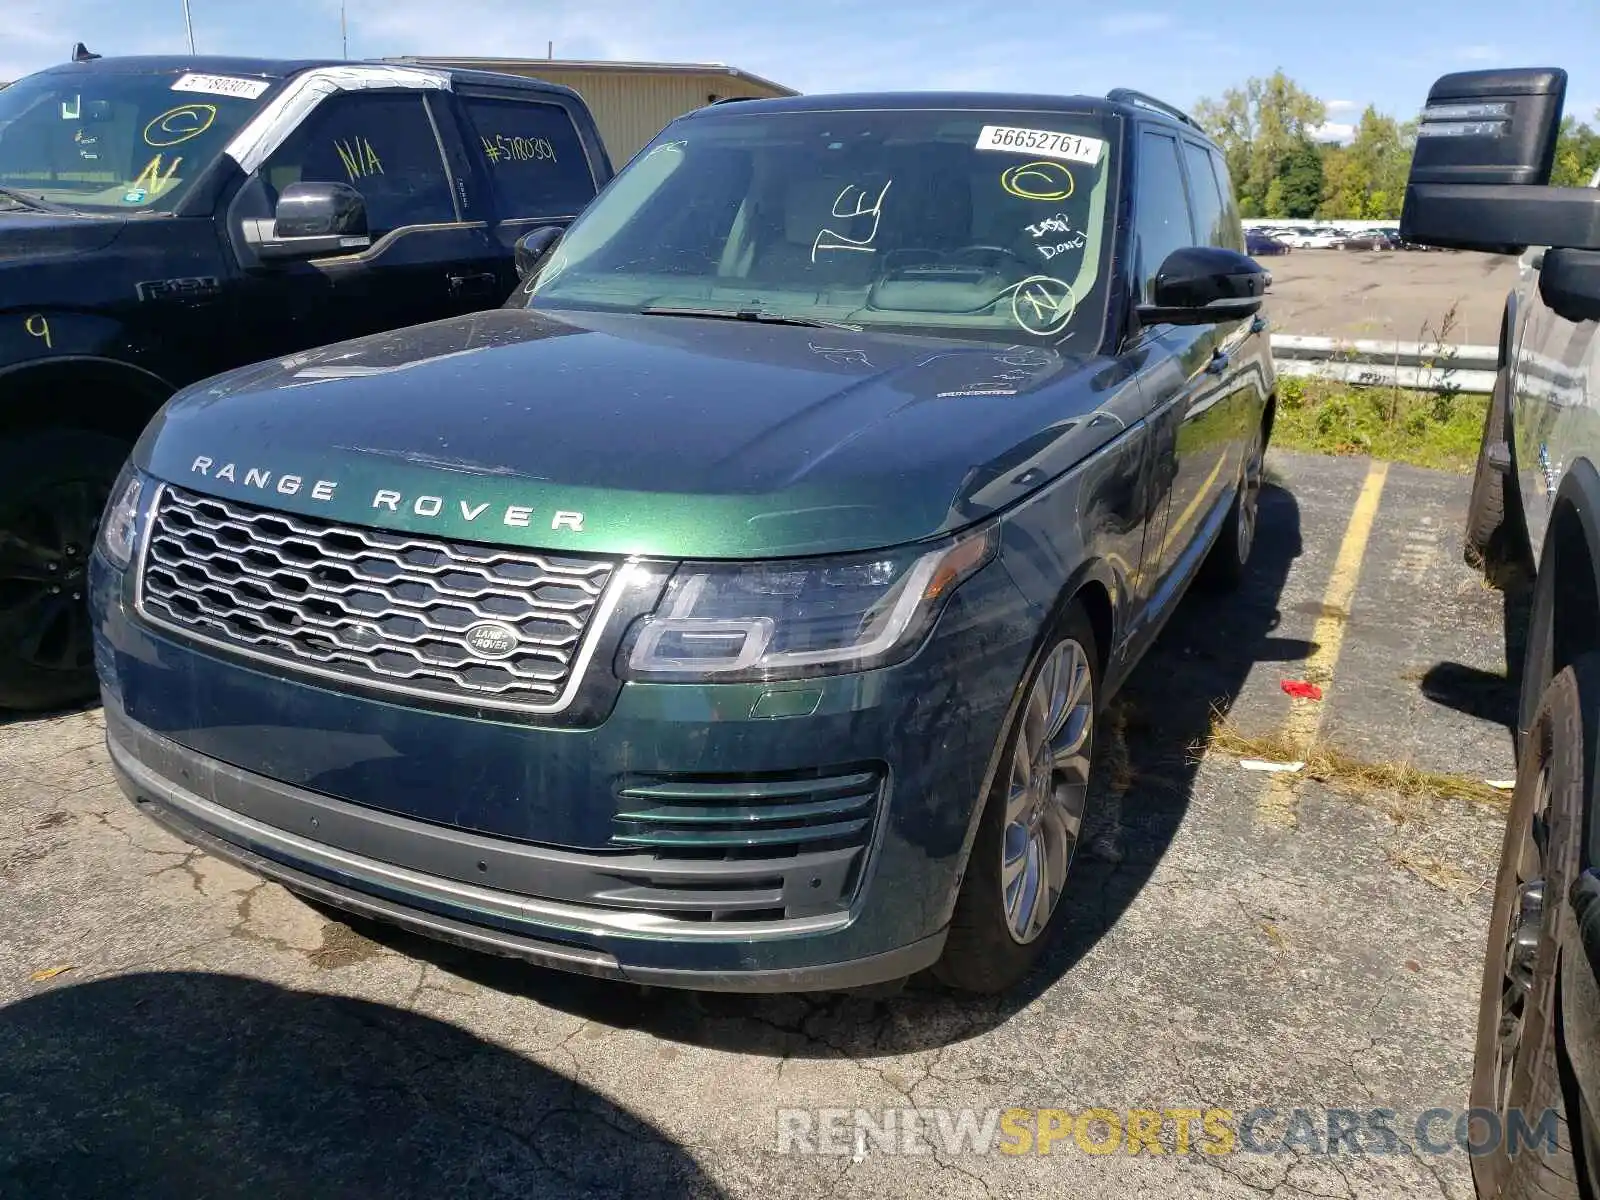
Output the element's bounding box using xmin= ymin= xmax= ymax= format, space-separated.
xmin=181 ymin=0 xmax=196 ymax=53
xmin=341 ymin=1 xmax=348 ymax=58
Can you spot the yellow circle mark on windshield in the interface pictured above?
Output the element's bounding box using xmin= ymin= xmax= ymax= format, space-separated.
xmin=1001 ymin=160 xmax=1075 ymax=202
xmin=143 ymin=103 xmax=217 ymax=148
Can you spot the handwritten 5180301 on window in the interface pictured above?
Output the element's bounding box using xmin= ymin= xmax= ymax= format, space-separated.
xmin=975 ymin=126 xmax=1104 ymax=166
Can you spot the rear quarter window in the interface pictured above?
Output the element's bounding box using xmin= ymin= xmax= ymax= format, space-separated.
xmin=460 ymin=97 xmax=597 ymax=218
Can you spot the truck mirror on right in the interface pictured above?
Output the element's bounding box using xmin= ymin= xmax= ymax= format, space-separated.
xmin=1401 ymin=67 xmax=1600 ymax=254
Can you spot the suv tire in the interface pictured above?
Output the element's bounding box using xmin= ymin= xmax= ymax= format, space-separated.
xmin=0 ymin=428 xmax=130 ymax=711
xmin=934 ymin=603 xmax=1099 ymax=993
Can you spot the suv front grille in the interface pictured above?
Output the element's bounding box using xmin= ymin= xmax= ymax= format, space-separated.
xmin=137 ymin=485 xmax=617 ymax=711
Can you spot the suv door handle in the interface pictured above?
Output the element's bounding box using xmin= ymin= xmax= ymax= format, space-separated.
xmin=1205 ymin=350 xmax=1230 ymax=375
xmin=448 ymin=271 xmax=499 ymax=299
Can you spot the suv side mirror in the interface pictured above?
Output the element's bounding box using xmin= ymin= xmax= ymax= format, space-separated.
xmin=1137 ymin=246 xmax=1267 ymax=327
xmin=1399 ymin=68 xmax=1600 ymax=253
xmin=514 ymin=225 xmax=563 ymax=278
xmin=1539 ymin=248 xmax=1600 ymax=322
xmin=254 ymin=181 xmax=371 ymax=260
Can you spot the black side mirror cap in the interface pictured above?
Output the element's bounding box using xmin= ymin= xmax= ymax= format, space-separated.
xmin=514 ymin=225 xmax=564 ymax=278
xmin=1136 ymin=246 xmax=1267 ymax=327
xmin=1539 ymin=248 xmax=1600 ymax=322
xmin=275 ymin=181 xmax=368 ymax=239
xmin=1399 ymin=67 xmax=1594 ymax=253
xmin=245 ymin=181 xmax=372 ymax=261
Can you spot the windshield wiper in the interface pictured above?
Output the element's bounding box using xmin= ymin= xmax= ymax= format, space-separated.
xmin=0 ymin=187 xmax=73 ymax=214
xmin=638 ymin=305 xmax=861 ymax=332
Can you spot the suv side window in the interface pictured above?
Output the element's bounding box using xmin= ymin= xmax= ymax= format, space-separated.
xmin=459 ymin=97 xmax=597 ymax=218
xmin=1133 ymin=130 xmax=1196 ymax=303
xmin=261 ymin=93 xmax=456 ymax=237
xmin=1207 ymin=149 xmax=1246 ymax=252
xmin=1181 ymin=141 xmax=1227 ymax=249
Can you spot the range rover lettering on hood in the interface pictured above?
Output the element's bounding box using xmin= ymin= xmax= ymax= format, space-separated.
xmin=187 ymin=456 xmax=586 ymax=532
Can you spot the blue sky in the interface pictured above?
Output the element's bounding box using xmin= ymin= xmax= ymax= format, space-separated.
xmin=4 ymin=0 xmax=1598 ymax=134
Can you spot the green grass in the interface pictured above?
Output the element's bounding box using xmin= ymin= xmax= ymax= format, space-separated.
xmin=1271 ymin=375 xmax=1487 ymax=473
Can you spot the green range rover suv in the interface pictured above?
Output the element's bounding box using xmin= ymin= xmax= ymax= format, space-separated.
xmin=91 ymin=87 xmax=1274 ymax=993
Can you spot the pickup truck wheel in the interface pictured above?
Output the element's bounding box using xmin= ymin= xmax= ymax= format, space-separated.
xmin=1469 ymin=656 xmax=1595 ymax=1200
xmin=1466 ymin=370 xmax=1518 ymax=581
xmin=933 ymin=604 xmax=1097 ymax=993
xmin=0 ymin=429 xmax=130 ymax=711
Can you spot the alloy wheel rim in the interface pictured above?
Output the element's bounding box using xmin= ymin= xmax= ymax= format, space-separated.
xmin=1237 ymin=434 xmax=1264 ymax=565
xmin=1001 ymin=637 xmax=1094 ymax=945
xmin=1493 ymin=763 xmax=1550 ymax=1118
xmin=0 ymin=477 xmax=104 ymax=674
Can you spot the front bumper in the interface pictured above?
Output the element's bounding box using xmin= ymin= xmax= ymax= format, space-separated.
xmin=94 ymin=542 xmax=1038 ymax=991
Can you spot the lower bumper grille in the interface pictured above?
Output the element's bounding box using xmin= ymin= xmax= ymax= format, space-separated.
xmin=136 ymin=485 xmax=617 ymax=712
xmin=606 ymin=769 xmax=884 ymax=921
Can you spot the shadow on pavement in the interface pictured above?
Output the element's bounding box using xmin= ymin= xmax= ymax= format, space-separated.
xmin=0 ymin=972 xmax=726 ymax=1199
xmin=1419 ymin=575 xmax=1532 ymax=738
xmin=334 ymin=483 xmax=1306 ymax=1058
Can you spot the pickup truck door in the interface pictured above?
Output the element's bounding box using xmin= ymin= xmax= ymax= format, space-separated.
xmin=441 ymin=84 xmax=611 ymax=302
xmin=228 ymin=88 xmax=502 ymax=364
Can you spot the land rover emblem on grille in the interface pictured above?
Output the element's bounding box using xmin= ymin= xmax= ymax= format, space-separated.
xmin=463 ymin=621 xmax=520 ymax=659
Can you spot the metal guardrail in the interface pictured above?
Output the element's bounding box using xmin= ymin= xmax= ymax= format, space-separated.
xmin=1269 ymin=334 xmax=1498 ymax=394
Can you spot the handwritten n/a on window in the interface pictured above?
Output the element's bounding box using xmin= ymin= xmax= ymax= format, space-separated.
xmin=811 ymin=180 xmax=892 ymax=263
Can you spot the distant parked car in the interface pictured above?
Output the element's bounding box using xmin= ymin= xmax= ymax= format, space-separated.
xmin=1342 ymin=229 xmax=1401 ymax=251
xmin=1245 ymin=229 xmax=1290 ymax=256
xmin=1278 ymin=226 xmax=1345 ymax=249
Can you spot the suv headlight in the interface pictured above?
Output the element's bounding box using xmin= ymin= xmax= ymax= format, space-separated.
xmin=99 ymin=470 xmax=144 ymax=570
xmin=621 ymin=529 xmax=996 ymax=682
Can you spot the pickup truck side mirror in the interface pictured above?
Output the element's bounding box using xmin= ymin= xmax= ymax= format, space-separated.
xmin=1136 ymin=246 xmax=1267 ymax=327
xmin=514 ymin=226 xmax=563 ymax=278
xmin=1539 ymin=248 xmax=1600 ymax=322
xmin=250 ymin=181 xmax=372 ymax=261
xmin=1399 ymin=68 xmax=1600 ymax=253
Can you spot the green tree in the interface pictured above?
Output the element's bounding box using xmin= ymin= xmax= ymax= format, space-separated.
xmin=1274 ymin=138 xmax=1324 ymax=218
xmin=1194 ymin=70 xmax=1327 ymax=214
xmin=1317 ymin=146 xmax=1369 ymax=219
xmin=1551 ymin=115 xmax=1600 ymax=186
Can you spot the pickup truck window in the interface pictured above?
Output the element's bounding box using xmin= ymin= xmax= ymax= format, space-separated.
xmin=524 ymin=107 xmax=1117 ymax=346
xmin=260 ymin=92 xmax=456 ymax=236
xmin=0 ymin=69 xmax=271 ymax=212
xmin=459 ymin=97 xmax=595 ymax=218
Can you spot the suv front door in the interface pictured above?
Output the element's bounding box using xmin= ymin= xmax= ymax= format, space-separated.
xmin=1128 ymin=127 xmax=1221 ymax=605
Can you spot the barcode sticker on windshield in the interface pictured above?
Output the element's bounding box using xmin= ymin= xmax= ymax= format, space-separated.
xmin=171 ymin=73 xmax=270 ymax=100
xmin=975 ymin=126 xmax=1104 ymax=164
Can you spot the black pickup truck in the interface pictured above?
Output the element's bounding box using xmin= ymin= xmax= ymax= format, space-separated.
xmin=0 ymin=53 xmax=612 ymax=710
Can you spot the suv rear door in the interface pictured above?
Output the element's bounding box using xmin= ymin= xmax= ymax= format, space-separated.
xmin=446 ymin=82 xmax=609 ymax=301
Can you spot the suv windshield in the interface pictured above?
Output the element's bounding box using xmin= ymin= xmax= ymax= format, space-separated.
xmin=523 ymin=106 xmax=1118 ymax=346
xmin=0 ymin=69 xmax=275 ymax=212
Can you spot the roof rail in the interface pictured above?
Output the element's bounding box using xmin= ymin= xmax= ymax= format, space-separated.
xmin=1106 ymin=87 xmax=1203 ymax=131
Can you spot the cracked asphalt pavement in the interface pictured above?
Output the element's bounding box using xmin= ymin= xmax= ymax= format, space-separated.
xmin=0 ymin=450 xmax=1518 ymax=1199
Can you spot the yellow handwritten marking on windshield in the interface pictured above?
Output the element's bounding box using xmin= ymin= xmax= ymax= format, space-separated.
xmin=143 ymin=103 xmax=217 ymax=148
xmin=130 ymin=154 xmax=183 ymax=197
xmin=1009 ymin=275 xmax=1076 ymax=336
xmin=24 ymin=315 xmax=52 ymax=349
xmin=334 ymin=137 xmax=383 ymax=181
xmin=1001 ymin=161 xmax=1075 ymax=202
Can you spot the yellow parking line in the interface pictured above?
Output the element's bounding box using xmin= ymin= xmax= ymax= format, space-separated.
xmin=1256 ymin=460 xmax=1390 ymax=828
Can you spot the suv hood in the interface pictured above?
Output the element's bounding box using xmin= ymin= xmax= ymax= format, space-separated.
xmin=0 ymin=208 xmax=127 ymax=260
xmin=139 ymin=308 xmax=1126 ymax=558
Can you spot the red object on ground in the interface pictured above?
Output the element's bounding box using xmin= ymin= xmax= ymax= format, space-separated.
xmin=1281 ymin=680 xmax=1323 ymax=701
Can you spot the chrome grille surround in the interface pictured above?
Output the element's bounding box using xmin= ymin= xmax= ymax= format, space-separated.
xmin=134 ymin=484 xmax=623 ymax=713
